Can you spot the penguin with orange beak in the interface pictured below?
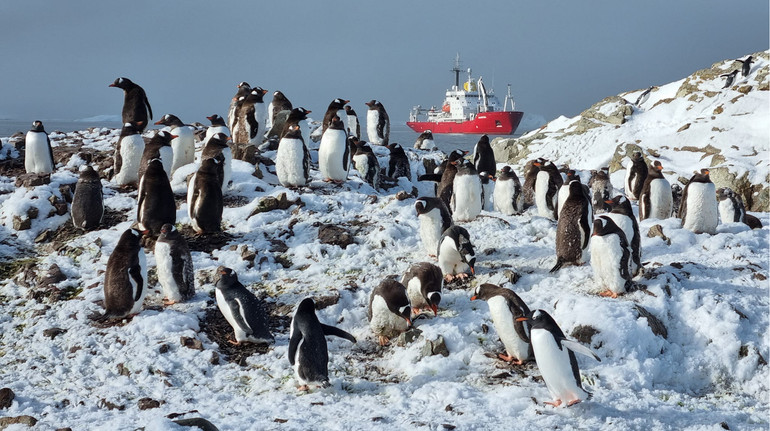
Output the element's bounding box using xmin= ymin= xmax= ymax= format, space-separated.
xmin=401 ymin=262 xmax=443 ymax=317
xmin=368 ymin=279 xmax=412 ymax=346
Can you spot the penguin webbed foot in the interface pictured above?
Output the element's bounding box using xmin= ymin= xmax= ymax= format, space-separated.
xmin=297 ymin=385 xmax=310 ymax=392
xmin=598 ymin=290 xmax=619 ymax=299
xmin=443 ymin=274 xmax=455 ymax=282
xmin=566 ymin=399 xmax=582 ymax=407
xmin=377 ymin=335 xmax=390 ymax=346
xmin=162 ymin=298 xmax=178 ymax=306
xmin=545 ymin=399 xmax=562 ymax=407
xmin=497 ymin=353 xmax=525 ymax=365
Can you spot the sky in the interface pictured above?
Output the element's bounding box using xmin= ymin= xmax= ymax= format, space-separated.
xmin=0 ymin=1 xmax=767 ymax=125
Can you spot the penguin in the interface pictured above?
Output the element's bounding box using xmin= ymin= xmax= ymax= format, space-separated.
xmin=451 ymin=161 xmax=483 ymax=222
xmin=200 ymin=132 xmax=231 ymax=193
xmin=671 ymin=183 xmax=683 ymax=217
xmin=71 ymin=165 xmax=103 ymax=230
xmin=624 ymin=151 xmax=647 ymax=201
xmin=137 ymin=158 xmax=176 ymax=236
xmin=268 ymin=90 xmax=292 ymax=130
xmin=470 ymin=283 xmax=532 ymax=364
xmin=522 ymin=158 xmax=542 ymax=208
xmin=101 ymin=228 xmax=148 ymax=319
xmin=154 ymin=223 xmax=195 ymax=305
xmin=415 ymin=196 xmax=453 ymax=257
xmin=634 ymin=86 xmax=656 ymax=107
xmin=736 ymin=55 xmax=753 ymax=78
xmin=109 ymin=77 xmax=152 ymax=131
xmin=604 ymin=195 xmax=642 ymax=276
xmin=365 ymin=100 xmax=390 ymax=146
xmin=590 ymin=216 xmax=632 ymax=298
xmin=437 ymin=225 xmax=476 ymax=282
xmin=588 ymin=167 xmax=612 ymax=214
xmin=154 ymin=114 xmax=194 ymax=173
xmin=352 ymin=141 xmax=380 ymax=189
xmin=551 ymin=180 xmax=593 ymax=272
xmin=639 ymin=161 xmax=673 ymax=221
xmin=24 ymin=120 xmax=55 ymax=174
xmin=322 ymin=98 xmax=350 ymax=135
xmin=414 ymin=130 xmax=436 ymax=151
xmin=214 ymin=266 xmax=274 ymax=345
xmin=679 ymin=169 xmax=718 ymax=234
xmin=113 ymin=121 xmax=146 ymax=186
xmin=479 ymin=171 xmax=495 ymax=211
xmin=368 ymin=278 xmax=412 ymax=346
xmin=187 ymin=157 xmax=224 ymax=234
xmin=289 ymin=297 xmax=356 ymax=390
xmin=472 ymin=134 xmax=496 ymax=176
xmin=721 ymin=70 xmax=739 ymax=89
xmin=401 ymin=262 xmax=443 ymax=316
xmin=535 ymin=159 xmax=563 ymax=220
xmin=275 ymin=124 xmax=310 ymax=187
xmin=344 ymin=105 xmax=360 ymax=138
xmin=232 ymin=86 xmax=268 ymax=146
xmin=204 ymin=114 xmax=230 ymax=144
xmin=318 ymin=115 xmax=349 ymax=183
xmin=138 ymin=130 xmax=174 ymax=181
xmin=436 ymin=150 xmax=468 ymax=212
xmin=386 ymin=143 xmax=411 ymax=180
xmin=517 ymin=309 xmax=600 ymax=407
xmin=494 ymin=165 xmax=524 ymax=215
xmin=281 ymin=107 xmax=312 ymax=141
xmin=227 ymin=81 xmax=251 ymax=133
xmin=557 ymin=170 xmax=589 ymax=218
xmin=717 ymin=187 xmax=746 ymax=224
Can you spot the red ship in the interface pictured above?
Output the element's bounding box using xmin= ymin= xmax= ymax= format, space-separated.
xmin=407 ymin=55 xmax=523 ymax=135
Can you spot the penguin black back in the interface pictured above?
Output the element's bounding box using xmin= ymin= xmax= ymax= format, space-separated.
xmin=110 ymin=77 xmax=152 ymax=131
xmin=71 ymin=165 xmax=103 ymax=230
xmin=473 ymin=134 xmax=496 ymax=176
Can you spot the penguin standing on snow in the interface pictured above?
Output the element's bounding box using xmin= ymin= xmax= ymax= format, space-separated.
xmin=557 ymin=170 xmax=589 ymax=219
xmin=187 ymin=157 xmax=223 ymax=234
xmin=344 ymin=105 xmax=360 ymax=138
xmin=437 ymin=225 xmax=476 ymax=282
xmin=535 ymin=160 xmax=563 ymax=220
xmin=227 ymin=81 xmax=251 ymax=132
xmin=365 ymin=100 xmax=390 ymax=146
xmin=718 ymin=187 xmax=763 ymax=229
xmin=268 ymin=90 xmax=292 ymax=130
xmin=154 ymin=114 xmax=194 ymax=173
xmin=494 ymin=166 xmax=524 ymax=215
xmin=71 ymin=165 xmax=103 ymax=230
xmin=605 ymin=195 xmax=642 ymax=276
xmin=232 ymin=87 xmax=268 ymax=146
xmin=414 ymin=130 xmax=436 ymax=150
xmin=437 ymin=150 xmax=468 ymax=212
xmin=386 ymin=143 xmax=411 ymax=180
xmin=275 ymin=124 xmax=310 ymax=187
xmin=24 ymin=120 xmax=55 ymax=174
xmin=471 ymin=283 xmax=532 ymax=364
xmin=588 ymin=168 xmax=612 ymax=214
xmin=590 ymin=216 xmax=632 ymax=298
xmin=736 ymin=55 xmax=753 ymax=78
xmin=352 ymin=141 xmax=380 ymax=189
xmin=451 ymin=161 xmax=483 ymax=222
xmin=109 ymin=77 xmax=152 ymax=131
xmin=551 ymin=181 xmax=592 ymax=273
xmin=415 ymin=197 xmax=453 ymax=257
xmin=201 ymin=133 xmax=231 ymax=193
xmin=155 ymin=223 xmax=194 ymax=305
xmin=401 ymin=262 xmax=443 ymax=316
xmin=322 ymin=98 xmax=350 ymax=135
xmin=517 ymin=310 xmax=600 ymax=407
xmin=289 ymin=298 xmax=356 ymax=391
xmin=473 ymin=134 xmax=496 ymax=175
xmin=113 ymin=121 xmax=146 ymax=186
xmin=368 ymin=278 xmax=412 ymax=346
xmin=318 ymin=115 xmax=349 ymax=182
xmin=138 ymin=130 xmax=174 ymax=181
xmin=721 ymin=70 xmax=739 ymax=89
xmin=679 ymin=169 xmax=718 ymax=234
xmin=522 ymin=158 xmax=543 ymax=208
xmin=639 ymin=161 xmax=672 ymax=220
xmin=137 ymin=158 xmax=176 ymax=236
xmin=624 ymin=151 xmax=647 ymax=201
xmin=214 ymin=266 xmax=274 ymax=345
xmin=101 ymin=228 xmax=148 ymax=319
xmin=479 ymin=171 xmax=495 ymax=211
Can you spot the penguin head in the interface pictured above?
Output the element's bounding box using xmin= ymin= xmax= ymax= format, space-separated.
xmin=153 ymin=131 xmax=175 ymax=146
xmin=716 ymin=187 xmax=733 ymax=201
xmin=344 ymin=105 xmax=356 ymax=115
xmin=631 ymin=151 xmax=643 ymax=161
xmin=215 ymin=266 xmax=238 ymax=288
xmin=158 ymin=223 xmax=176 ymax=237
xmin=567 ymin=180 xmax=584 ymax=197
xmin=206 ymin=114 xmax=223 ymax=125
xmin=330 ymin=98 xmax=349 ymax=109
xmin=250 ymin=87 xmax=268 ymax=102
xmin=518 ymin=309 xmax=559 ymax=332
xmin=237 ymin=81 xmax=250 ymax=89
xmin=470 ymin=283 xmax=494 ymax=301
xmin=565 ymin=170 xmax=580 ymax=183
xmin=386 ymin=143 xmax=403 ymax=154
xmin=121 ymin=121 xmax=144 ymax=135
xmin=592 ymin=217 xmax=608 ymax=236
xmin=285 ymin=124 xmax=303 ymax=139
xmin=415 ymin=198 xmax=428 ymax=215
xmin=426 ymin=291 xmax=441 ymax=316
xmin=30 ymin=121 xmax=45 ymax=133
xmin=477 ymin=134 xmax=490 ymax=146
xmin=295 ymin=297 xmax=316 ymax=315
xmin=329 ymin=115 xmax=345 ymax=129
xmin=109 ymin=77 xmax=134 ymax=89
xmin=365 ymin=100 xmax=377 ymax=109
xmin=447 ymin=149 xmax=467 ymax=164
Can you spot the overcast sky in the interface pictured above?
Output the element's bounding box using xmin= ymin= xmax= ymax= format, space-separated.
xmin=0 ymin=1 xmax=767 ymax=125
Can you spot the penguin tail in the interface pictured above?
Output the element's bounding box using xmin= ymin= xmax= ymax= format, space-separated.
xmin=549 ymin=259 xmax=563 ymax=273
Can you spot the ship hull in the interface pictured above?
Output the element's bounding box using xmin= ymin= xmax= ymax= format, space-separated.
xmin=407 ymin=111 xmax=523 ymax=135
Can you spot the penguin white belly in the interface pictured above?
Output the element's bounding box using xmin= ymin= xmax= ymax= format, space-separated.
xmin=719 ymin=198 xmax=737 ymax=223
xmin=186 ymin=173 xmax=197 ymax=220
xmin=253 ymin=103 xmax=268 ymax=144
xmin=556 ymin=184 xmax=570 ymax=218
xmin=419 ymin=208 xmax=444 ymax=255
xmin=481 ymin=182 xmax=494 ymax=211
xmin=318 ymin=129 xmax=348 ymax=181
xmin=155 ymin=241 xmax=182 ymax=302
xmin=452 ymin=175 xmax=482 ymax=222
xmin=293 ymin=339 xmax=309 ymax=385
xmin=170 ymin=126 xmax=195 ymax=173
xmin=406 ymin=277 xmax=427 ymax=309
xmin=649 ymin=179 xmax=672 ymax=219
xmin=535 ymin=171 xmax=554 ymax=219
xmin=128 ymin=251 xmax=148 ymax=315
xmin=604 ymin=213 xmax=636 ymax=273
xmin=682 ymin=182 xmax=718 ymax=234
xmin=438 ymin=237 xmax=461 ymax=276
xmin=215 ymin=289 xmax=243 ymax=340
xmin=222 ymin=147 xmax=232 ymax=193
xmin=488 ymin=296 xmax=529 ymax=361
xmin=590 ymin=234 xmax=626 ymax=295
xmin=336 ymin=109 xmax=349 ymax=135
xmin=115 ymin=135 xmax=145 ymax=185
xmin=494 ymin=180 xmax=516 ymax=215
xmin=352 ymin=153 xmax=369 ymax=178
xmin=24 ymin=132 xmax=54 ymax=174
xmin=531 ymin=328 xmax=588 ymax=403
xmin=205 ymin=126 xmax=230 ymax=144
xmin=276 ymin=138 xmax=307 ymax=187
xmin=367 ymin=111 xmax=383 ymax=145
xmin=369 ymin=295 xmax=408 ymax=337
xmin=348 ymin=116 xmax=359 ymax=138
xmin=624 ymin=160 xmax=635 ymax=198
xmin=159 ymin=146 xmax=174 ymax=179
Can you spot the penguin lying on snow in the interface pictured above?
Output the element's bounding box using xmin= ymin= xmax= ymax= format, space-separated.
xmin=471 ymin=283 xmax=532 ymax=365
xmin=71 ymin=165 xmax=103 ymax=230
xmin=368 ymin=279 xmax=412 ymax=346
xmin=98 ymin=228 xmax=148 ymax=320
xmin=414 ymin=130 xmax=436 ymax=150
xmin=155 ymin=223 xmax=195 ymax=305
xmin=401 ymin=262 xmax=443 ymax=316
xmin=718 ymin=187 xmax=763 ymax=229
xmin=415 ymin=197 xmax=452 ymax=257
xmin=437 ymin=225 xmax=476 ymax=282
xmin=214 ymin=267 xmax=274 ymax=345
xmin=289 ymin=298 xmax=356 ymax=391
xmin=24 ymin=120 xmax=55 ymax=174
xmin=590 ymin=216 xmax=632 ymax=298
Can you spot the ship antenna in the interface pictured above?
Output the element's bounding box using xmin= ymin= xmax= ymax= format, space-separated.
xmin=504 ymin=84 xmax=516 ymax=111
xmin=452 ymin=53 xmax=462 ymax=89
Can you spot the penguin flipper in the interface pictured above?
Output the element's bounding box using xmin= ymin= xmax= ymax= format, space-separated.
xmin=247 ymin=113 xmax=259 ymax=140
xmin=230 ymin=297 xmax=254 ymax=336
xmin=46 ymin=135 xmax=55 ymax=169
xmin=561 ymin=339 xmax=601 ymax=362
xmin=128 ymin=263 xmax=145 ymax=302
xmin=549 ymin=259 xmax=563 ymax=273
xmin=144 ymin=92 xmax=153 ymax=120
xmin=342 ymin=142 xmax=350 ymax=172
xmin=679 ymin=184 xmax=690 ymax=223
xmin=288 ymin=326 xmax=302 ymax=366
xmin=321 ymin=324 xmax=356 ymax=343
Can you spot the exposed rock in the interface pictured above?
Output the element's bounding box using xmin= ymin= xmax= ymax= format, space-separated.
xmin=709 ymin=167 xmax=768 ymax=212
xmin=0 ymin=415 xmax=37 ymax=429
xmin=396 ymin=327 xmax=423 ymax=346
xmin=421 ymin=336 xmax=450 ymax=358
xmin=609 ymin=143 xmax=648 ymax=174
xmin=42 ymin=328 xmax=66 ymax=339
xmin=12 ymin=216 xmax=31 ymax=231
xmin=0 ymin=388 xmax=14 ymax=409
xmin=647 ymin=225 xmax=671 ymax=245
xmin=491 ymin=136 xmax=530 ymax=164
xmin=318 ymin=224 xmax=354 ymax=249
xmin=249 ymin=193 xmax=303 ymax=217
xmin=580 ymin=96 xmax=633 ymax=125
xmin=314 ymin=290 xmax=340 ymax=309
xmin=633 ymin=305 xmax=668 ymax=339
xmin=571 ymin=325 xmax=600 ymax=345
xmin=180 ymin=337 xmax=203 ymax=351
xmin=14 ymin=173 xmax=50 ymax=188
xmin=173 ymin=418 xmax=220 ymax=431
xmin=137 ymin=397 xmax=161 ymax=410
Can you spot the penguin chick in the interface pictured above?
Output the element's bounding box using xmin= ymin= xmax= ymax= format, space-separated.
xmin=214 ymin=267 xmax=274 ymax=345
xmin=437 ymin=225 xmax=476 ymax=282
xmin=401 ymin=262 xmax=443 ymax=316
xmin=352 ymin=141 xmax=380 ymax=189
xmin=155 ymin=223 xmax=195 ymax=305
xmin=71 ymin=165 xmax=103 ymax=230
xmin=386 ymin=142 xmax=411 ymax=180
xmin=100 ymin=228 xmax=148 ymax=320
xmin=368 ymin=279 xmax=411 ymax=346
xmin=551 ymin=180 xmax=592 ymax=273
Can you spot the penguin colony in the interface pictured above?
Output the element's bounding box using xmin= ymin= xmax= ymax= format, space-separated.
xmin=15 ymin=73 xmax=762 ymax=410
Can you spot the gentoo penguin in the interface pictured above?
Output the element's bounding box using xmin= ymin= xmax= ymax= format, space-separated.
xmin=437 ymin=225 xmax=476 ymax=282
xmin=71 ymin=165 xmax=103 ymax=230
xmin=109 ymin=77 xmax=152 ymax=131
xmin=154 ymin=114 xmax=194 ymax=173
xmin=365 ymin=100 xmax=390 ymax=146
xmin=414 ymin=130 xmax=436 ymax=151
xmin=352 ymin=141 xmax=380 ymax=189
xmin=386 ymin=143 xmax=411 ymax=180
xmin=275 ymin=124 xmax=310 ymax=187
xmin=137 ymin=158 xmax=176 ymax=236
xmin=451 ymin=161 xmax=483 ymax=222
xmin=138 ymin=130 xmax=174 ymax=181
xmin=154 ymin=223 xmax=194 ymax=305
xmin=717 ymin=187 xmax=761 ymax=229
xmin=721 ymin=70 xmax=739 ymax=89
xmin=557 ymin=170 xmax=589 ymax=218
xmin=471 ymin=283 xmax=532 ymax=364
xmin=24 ymin=120 xmax=55 ymax=174
xmin=200 ymin=132 xmax=231 ymax=193
xmin=590 ymin=216 xmax=632 ymax=298
xmin=187 ymin=157 xmax=223 ymax=234
xmin=634 ymin=86 xmax=656 ymax=107
xmin=522 ymin=158 xmax=543 ymax=208
xmin=473 ymin=134 xmax=496 ymax=176
xmin=344 ymin=105 xmax=360 ymax=138
xmin=368 ymin=278 xmax=412 ymax=346
xmin=214 ymin=266 xmax=274 ymax=345
xmin=268 ymin=90 xmax=292 ymax=130
xmin=551 ymin=180 xmax=592 ymax=272
xmin=101 ymin=228 xmax=148 ymax=319
xmin=639 ymin=161 xmax=672 ymax=220
xmin=494 ymin=166 xmax=524 ymax=215
xmin=113 ymin=121 xmax=145 ymax=186
xmin=415 ymin=196 xmax=453 ymax=257
xmin=588 ymin=167 xmax=613 ymax=214
xmin=289 ymin=298 xmax=356 ymax=390
xmin=517 ymin=309 xmax=600 ymax=407
xmin=281 ymin=107 xmax=312 ymax=140
xmin=227 ymin=81 xmax=251 ymax=133
xmin=479 ymin=171 xmax=495 ymax=211
xmin=671 ymin=183 xmax=683 ymax=217
xmin=322 ymin=98 xmax=350 ymax=135
xmin=534 ymin=160 xmax=563 ymax=220
xmin=232 ymin=86 xmax=268 ymax=146
xmin=436 ymin=150 xmax=468 ymax=212
xmin=318 ymin=115 xmax=349 ymax=182
xmin=604 ymin=195 xmax=642 ymax=276
xmin=204 ymin=114 xmax=230 ymax=143
xmin=679 ymin=169 xmax=718 ymax=234
xmin=624 ymin=151 xmax=647 ymax=201
xmin=401 ymin=262 xmax=443 ymax=316
xmin=737 ymin=55 xmax=753 ymax=77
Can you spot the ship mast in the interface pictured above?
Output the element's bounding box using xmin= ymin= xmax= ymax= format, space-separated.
xmin=451 ymin=53 xmax=462 ymax=89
